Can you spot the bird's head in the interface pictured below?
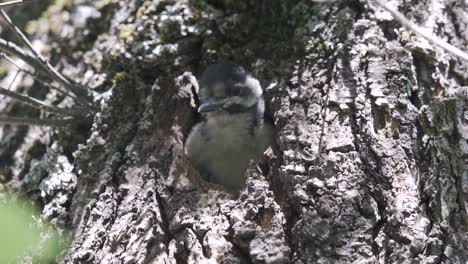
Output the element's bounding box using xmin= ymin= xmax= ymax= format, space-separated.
xmin=197 ymin=63 xmax=263 ymax=114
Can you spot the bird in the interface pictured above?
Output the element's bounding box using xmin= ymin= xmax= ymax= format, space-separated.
xmin=184 ymin=62 xmax=274 ymax=192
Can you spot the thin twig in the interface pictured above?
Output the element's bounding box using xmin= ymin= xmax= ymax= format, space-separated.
xmin=1 ymin=52 xmax=83 ymax=104
xmin=0 ymin=114 xmax=75 ymax=126
xmin=0 ymin=86 xmax=86 ymax=117
xmin=0 ymin=38 xmax=43 ymax=71
xmin=7 ymin=69 xmax=20 ymax=89
xmin=0 ymin=0 xmax=35 ymax=8
xmin=373 ymin=0 xmax=468 ymax=62
xmin=0 ymin=38 xmax=94 ymax=110
xmin=0 ymin=9 xmax=93 ymax=105
xmin=0 ymin=8 xmax=43 ymax=61
xmin=0 ymin=68 xmax=18 ymax=100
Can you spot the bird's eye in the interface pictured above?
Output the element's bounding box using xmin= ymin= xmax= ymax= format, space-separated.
xmin=232 ymin=85 xmax=242 ymax=96
xmin=199 ymin=89 xmax=209 ymax=101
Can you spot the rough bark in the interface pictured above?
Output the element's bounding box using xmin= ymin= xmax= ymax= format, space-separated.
xmin=0 ymin=0 xmax=467 ymax=263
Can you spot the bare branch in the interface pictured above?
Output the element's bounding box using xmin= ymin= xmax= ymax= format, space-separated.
xmin=0 ymin=38 xmax=94 ymax=110
xmin=0 ymin=8 xmax=44 ymax=61
xmin=1 ymin=53 xmax=83 ymax=104
xmin=0 ymin=9 xmax=94 ymax=105
xmin=0 ymin=0 xmax=35 ymax=8
xmin=0 ymin=38 xmax=41 ymax=71
xmin=0 ymin=86 xmax=87 ymax=117
xmin=0 ymin=114 xmax=75 ymax=126
xmin=4 ymin=69 xmax=20 ymax=96
xmin=0 ymin=68 xmax=18 ymax=100
xmin=372 ymin=0 xmax=468 ymax=62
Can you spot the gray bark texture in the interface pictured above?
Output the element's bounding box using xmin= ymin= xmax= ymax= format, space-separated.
xmin=0 ymin=0 xmax=467 ymax=263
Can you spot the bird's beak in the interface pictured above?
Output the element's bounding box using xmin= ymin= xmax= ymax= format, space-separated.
xmin=198 ymin=98 xmax=226 ymax=113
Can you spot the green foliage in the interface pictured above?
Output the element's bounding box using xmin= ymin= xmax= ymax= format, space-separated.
xmin=0 ymin=198 xmax=60 ymax=263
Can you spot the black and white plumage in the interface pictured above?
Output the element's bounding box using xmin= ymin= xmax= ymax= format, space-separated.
xmin=184 ymin=63 xmax=274 ymax=192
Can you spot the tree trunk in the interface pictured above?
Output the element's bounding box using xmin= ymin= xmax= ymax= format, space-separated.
xmin=1 ymin=0 xmax=467 ymax=263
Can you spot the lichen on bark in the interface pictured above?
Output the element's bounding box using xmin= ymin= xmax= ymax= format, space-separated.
xmin=0 ymin=0 xmax=467 ymax=263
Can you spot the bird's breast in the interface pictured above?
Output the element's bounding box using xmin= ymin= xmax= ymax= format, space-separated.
xmin=203 ymin=113 xmax=253 ymax=150
xmin=184 ymin=112 xmax=273 ymax=191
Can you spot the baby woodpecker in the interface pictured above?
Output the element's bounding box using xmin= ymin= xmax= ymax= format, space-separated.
xmin=184 ymin=63 xmax=274 ymax=192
